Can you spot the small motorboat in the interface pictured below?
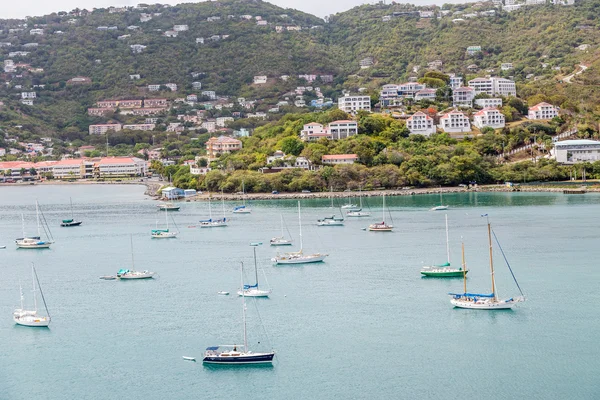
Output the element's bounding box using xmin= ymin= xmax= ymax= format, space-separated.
xmin=0 ymin=245 xmax=6 ymax=249
xmin=182 ymin=356 xmax=196 ymax=362
xmin=157 ymin=203 xmax=180 ymax=211
xmin=99 ymin=275 xmax=117 ymax=280
xmin=218 ymin=291 xmax=230 ymax=295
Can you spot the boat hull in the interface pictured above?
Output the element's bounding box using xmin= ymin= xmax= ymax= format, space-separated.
xmin=347 ymin=212 xmax=370 ymax=217
xmin=273 ymin=254 xmax=327 ymax=264
xmin=151 ymin=233 xmax=178 ymax=238
xmin=450 ymin=298 xmax=518 ymax=310
xmin=270 ymin=242 xmax=292 ymax=246
xmin=421 ymin=269 xmax=467 ymax=277
xmin=61 ymin=221 xmax=82 ymax=227
xmin=237 ymin=289 xmax=271 ymax=297
xmin=431 ymin=206 xmax=449 ymax=211
xmin=368 ymin=226 xmax=393 ymax=232
xmin=13 ymin=315 xmax=50 ymax=327
xmin=16 ymin=242 xmax=52 ymax=249
xmin=233 ymin=209 xmax=252 ymax=214
xmin=203 ymin=353 xmax=274 ymax=365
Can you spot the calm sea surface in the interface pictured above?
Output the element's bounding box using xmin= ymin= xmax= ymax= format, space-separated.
xmin=0 ymin=185 xmax=598 ymax=400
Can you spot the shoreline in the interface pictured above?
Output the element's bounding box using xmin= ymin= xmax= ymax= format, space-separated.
xmin=1 ymin=180 xmax=598 ymax=201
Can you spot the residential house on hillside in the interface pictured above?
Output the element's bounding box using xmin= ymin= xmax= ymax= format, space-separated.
xmin=338 ymin=95 xmax=371 ymax=113
xmin=449 ymin=74 xmax=463 ymax=89
xmin=123 ymin=124 xmax=156 ymax=131
xmin=468 ymin=77 xmax=516 ymax=97
xmin=528 ymin=102 xmax=558 ymax=120
xmin=253 ymin=75 xmax=268 ymax=84
xmin=300 ymin=123 xmax=332 ymax=141
xmin=414 ymin=88 xmax=437 ymax=101
xmin=89 ymin=124 xmax=122 ymax=135
xmin=97 ymin=100 xmax=120 ymax=108
xmin=202 ymin=91 xmax=217 ymax=100
xmin=473 ymin=107 xmax=505 ymax=129
xmin=407 ymin=112 xmax=436 ymax=136
xmin=322 ymin=154 xmax=359 ymax=165
xmin=21 ymin=92 xmax=36 ymax=99
xmin=67 ymin=76 xmax=91 ymax=85
xmin=475 ymin=98 xmax=503 ymax=108
xmin=145 ymin=98 xmax=168 ymax=108
xmin=439 ymin=110 xmax=471 ymax=133
xmin=173 ymin=25 xmax=188 ymax=31
xmin=130 ymin=44 xmax=147 ymax=53
xmin=360 ymin=57 xmax=374 ymax=69
xmin=216 ymin=117 xmax=234 ymax=127
xmin=205 ymin=136 xmax=242 ymax=158
xmin=262 ymin=150 xmax=313 ymax=172
xmin=88 ymin=107 xmax=116 ymax=116
xmin=398 ymin=82 xmax=426 ymax=98
xmin=466 ymin=46 xmax=482 ymax=55
xmin=452 ymin=87 xmax=475 ymax=107
xmin=119 ymin=99 xmax=143 ymax=108
xmin=328 ymin=120 xmax=358 ymax=140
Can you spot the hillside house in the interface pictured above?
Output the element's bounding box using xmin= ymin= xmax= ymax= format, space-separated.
xmin=439 ymin=110 xmax=471 ymax=133
xmin=528 ymin=102 xmax=558 ymax=120
xmin=473 ymin=107 xmax=505 ymax=129
xmin=88 ymin=107 xmax=116 ymax=116
xmin=474 ymin=98 xmax=502 ymax=108
xmin=414 ymin=88 xmax=437 ymax=101
xmin=452 ymin=87 xmax=475 ymax=107
xmin=338 ymin=95 xmax=371 ymax=113
xmin=407 ymin=112 xmax=436 ymax=136
xmin=322 ymin=154 xmax=359 ymax=165
xmin=253 ymin=75 xmax=268 ymax=84
xmin=468 ymin=77 xmax=516 ymax=97
xmin=205 ymin=136 xmax=242 ymax=158
xmin=145 ymin=98 xmax=168 ymax=108
xmin=173 ymin=25 xmax=188 ymax=31
xmin=89 ymin=124 xmax=122 ymax=135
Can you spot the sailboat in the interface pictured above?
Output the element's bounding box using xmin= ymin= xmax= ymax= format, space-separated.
xmin=270 ymin=215 xmax=293 ymax=246
xmin=60 ymin=197 xmax=82 ymax=227
xmin=347 ymin=187 xmax=370 ymax=217
xmin=368 ymin=194 xmax=393 ymax=232
xmin=13 ymin=264 xmax=51 ymax=327
xmin=117 ymin=235 xmax=156 ymax=279
xmin=16 ymin=201 xmax=54 ymax=248
xmin=200 ymin=193 xmax=227 ymax=228
xmin=341 ymin=195 xmax=359 ymax=211
xmin=272 ymin=201 xmax=328 ymax=264
xmin=317 ymin=214 xmax=344 ymax=226
xmin=203 ymin=262 xmax=275 ymax=365
xmin=238 ymin=242 xmax=271 ymax=297
xmin=157 ymin=202 xmax=180 ymax=211
xmin=430 ymin=188 xmax=449 ymax=211
xmin=421 ymin=214 xmax=467 ymax=277
xmin=448 ymin=216 xmax=525 ymax=309
xmin=151 ymin=207 xmax=178 ymax=238
xmin=233 ymin=180 xmax=252 ymax=214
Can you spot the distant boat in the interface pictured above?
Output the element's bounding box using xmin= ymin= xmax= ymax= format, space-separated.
xmin=13 ymin=264 xmax=51 ymax=327
xmin=16 ymin=201 xmax=55 ymax=249
xmin=270 ymin=214 xmax=293 ymax=246
xmin=368 ymin=194 xmax=393 ymax=232
xmin=317 ymin=215 xmax=344 ymax=226
xmin=448 ymin=216 xmax=525 ymax=310
xmin=151 ymin=207 xmax=178 ymax=238
xmin=200 ymin=193 xmax=227 ymax=228
xmin=203 ymin=262 xmax=275 ymax=365
xmin=341 ymin=195 xmax=360 ymax=211
xmin=238 ymin=242 xmax=271 ymax=297
xmin=157 ymin=202 xmax=180 ymax=211
xmin=347 ymin=187 xmax=370 ymax=217
xmin=430 ymin=188 xmax=449 ymax=211
xmin=421 ymin=214 xmax=467 ymax=277
xmin=60 ymin=197 xmax=82 ymax=227
xmin=233 ymin=180 xmax=252 ymax=214
xmin=117 ymin=235 xmax=156 ymax=280
xmin=272 ymin=201 xmax=328 ymax=264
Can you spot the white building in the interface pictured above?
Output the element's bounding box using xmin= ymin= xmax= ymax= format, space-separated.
xmin=414 ymin=88 xmax=437 ymax=101
xmin=406 ymin=112 xmax=436 ymax=136
xmin=216 ymin=117 xmax=234 ymax=127
xmin=21 ymin=92 xmax=36 ymax=99
xmin=528 ymin=102 xmax=558 ymax=120
xmin=473 ymin=107 xmax=505 ymax=129
xmin=30 ymin=29 xmax=44 ymax=35
xmin=300 ymin=123 xmax=332 ymax=141
xmin=439 ymin=110 xmax=471 ymax=133
xmin=338 ymin=95 xmax=371 ymax=113
xmin=452 ymin=87 xmax=475 ymax=107
xmin=328 ymin=120 xmax=358 ymax=140
xmin=123 ymin=124 xmax=156 ymax=131
xmin=202 ymin=91 xmax=216 ymax=100
xmin=89 ymin=124 xmax=122 ymax=135
xmin=130 ymin=44 xmax=147 ymax=53
xmin=468 ymin=77 xmax=516 ymax=97
xmin=553 ymin=140 xmax=600 ymax=164
xmin=475 ymin=98 xmax=503 ymax=108
xmin=148 ymin=84 xmax=161 ymax=91
xmin=449 ymin=74 xmax=463 ymax=89
xmin=165 ymin=83 xmax=177 ymax=92
xmin=253 ymin=75 xmax=268 ymax=84
xmin=173 ymin=25 xmax=189 ymax=31
xmin=322 ymin=154 xmax=359 ymax=165
xmin=501 ymin=63 xmax=514 ymax=71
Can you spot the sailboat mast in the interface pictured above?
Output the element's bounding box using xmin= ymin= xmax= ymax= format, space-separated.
xmin=280 ymin=214 xmax=284 ymax=237
xmin=253 ymin=245 xmax=259 ymax=288
xmin=70 ymin=197 xmax=74 ymax=219
xmin=19 ymin=284 xmax=24 ymax=310
xmin=240 ymin=262 xmax=248 ymax=353
xmin=33 ymin=264 xmax=50 ymax=319
xmin=242 ymin=180 xmax=246 ymax=206
xmin=32 ymin=264 xmax=38 ymax=312
xmin=208 ymin=195 xmax=212 ymax=220
xmin=298 ymin=201 xmax=303 ymax=251
xmin=21 ymin=213 xmax=26 ymax=237
xmin=487 ymin=221 xmax=497 ymax=300
xmin=445 ymin=214 xmax=450 ymax=264
xmin=36 ymin=201 xmax=41 ymax=237
xmin=165 ymin=207 xmax=169 ymax=229
xmin=461 ymin=242 xmax=467 ymax=294
xmin=130 ymin=234 xmax=135 ymax=270
xmin=359 ymin=187 xmax=363 ymax=208
xmin=221 ymin=189 xmax=225 ymax=218
xmin=382 ymin=194 xmax=385 ymax=223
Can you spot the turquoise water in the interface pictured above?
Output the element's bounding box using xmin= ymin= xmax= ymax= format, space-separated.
xmin=0 ymin=185 xmax=599 ymax=399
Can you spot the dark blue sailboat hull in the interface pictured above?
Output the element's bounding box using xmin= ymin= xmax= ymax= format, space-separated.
xmin=202 ymin=353 xmax=274 ymax=365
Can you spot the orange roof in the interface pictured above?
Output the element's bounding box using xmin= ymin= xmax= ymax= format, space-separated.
xmin=529 ymin=102 xmax=554 ymax=111
xmin=322 ymin=154 xmax=358 ymax=160
xmin=329 ymin=120 xmax=356 ymax=124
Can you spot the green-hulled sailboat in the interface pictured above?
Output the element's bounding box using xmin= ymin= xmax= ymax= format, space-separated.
xmin=420 ymin=214 xmax=467 ymax=277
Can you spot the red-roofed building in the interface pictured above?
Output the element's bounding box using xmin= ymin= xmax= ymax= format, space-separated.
xmin=439 ymin=110 xmax=471 ymax=133
xmin=473 ymin=107 xmax=505 ymax=129
xmin=322 ymin=154 xmax=359 ymax=165
xmin=407 ymin=112 xmax=436 ymax=136
xmin=528 ymin=102 xmax=558 ymax=120
xmin=206 ymin=136 xmax=242 ymax=158
xmin=300 ymin=120 xmax=358 ymax=141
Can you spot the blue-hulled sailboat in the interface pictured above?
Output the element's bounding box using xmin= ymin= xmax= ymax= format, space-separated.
xmin=203 ymin=261 xmax=275 ymax=365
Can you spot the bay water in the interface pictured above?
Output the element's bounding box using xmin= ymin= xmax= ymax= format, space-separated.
xmin=0 ymin=185 xmax=598 ymax=399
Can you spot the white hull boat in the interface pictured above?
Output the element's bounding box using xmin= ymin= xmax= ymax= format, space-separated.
xmin=430 ymin=205 xmax=449 ymax=211
xmin=117 ymin=270 xmax=155 ymax=279
xmin=199 ymin=220 xmax=227 ymax=228
xmin=317 ymin=218 xmax=344 ymax=226
xmin=347 ymin=211 xmax=370 ymax=217
xmin=273 ymin=252 xmax=327 ymax=264
xmin=16 ymin=238 xmax=53 ymax=249
xmin=450 ymin=297 xmax=522 ymax=309
xmin=151 ymin=231 xmax=178 ymax=238
xmin=270 ymin=237 xmax=292 ymax=246
xmin=237 ymin=288 xmax=272 ymax=297
xmin=14 ymin=265 xmax=51 ymax=328
xmin=16 ymin=202 xmax=54 ymax=249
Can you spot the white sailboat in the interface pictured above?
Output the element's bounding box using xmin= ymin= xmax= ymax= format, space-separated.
xmin=151 ymin=207 xmax=178 ymax=238
xmin=200 ymin=193 xmax=227 ymax=228
xmin=272 ymin=201 xmax=328 ymax=264
xmin=203 ymin=262 xmax=275 ymax=365
xmin=368 ymin=194 xmax=393 ymax=232
xmin=13 ymin=264 xmax=51 ymax=327
xmin=317 ymin=215 xmax=344 ymax=226
xmin=157 ymin=202 xmax=180 ymax=211
xmin=233 ymin=180 xmax=252 ymax=214
xmin=270 ymin=214 xmax=293 ymax=246
xmin=430 ymin=188 xmax=449 ymax=211
xmin=341 ymin=195 xmax=359 ymax=211
xmin=16 ymin=201 xmax=54 ymax=249
xmin=347 ymin=187 xmax=370 ymax=217
xmin=117 ymin=235 xmax=156 ymax=279
xmin=448 ymin=216 xmax=525 ymax=309
xmin=420 ymin=214 xmax=467 ymax=277
xmin=238 ymin=242 xmax=272 ymax=297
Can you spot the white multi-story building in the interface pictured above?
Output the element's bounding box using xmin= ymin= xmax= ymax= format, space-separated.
xmin=21 ymin=92 xmax=36 ymax=99
xmin=216 ymin=117 xmax=234 ymax=127
xmin=501 ymin=63 xmax=514 ymax=71
xmin=473 ymin=107 xmax=505 ymax=129
xmin=338 ymin=95 xmax=371 ymax=113
xmin=528 ymin=102 xmax=558 ymax=120
xmin=328 ymin=120 xmax=358 ymax=140
xmin=89 ymin=124 xmax=122 ymax=135
xmin=300 ymin=123 xmax=332 ymax=141
xmin=453 ymin=87 xmax=475 ymax=107
xmin=173 ymin=25 xmax=189 ymax=31
xmin=406 ymin=112 xmax=436 ymax=136
xmin=253 ymin=75 xmax=268 ymax=84
xmin=205 ymin=136 xmax=243 ymax=158
xmin=414 ymin=88 xmax=437 ymax=101
xmin=553 ymin=140 xmax=600 ymax=164
xmin=123 ymin=124 xmax=156 ymax=131
xmin=449 ymin=74 xmax=463 ymax=89
xmin=439 ymin=110 xmax=471 ymax=133
xmin=148 ymin=84 xmax=161 ymax=91
xmin=475 ymin=98 xmax=503 ymax=108
xmin=398 ymin=82 xmax=427 ymax=97
xmin=202 ymin=91 xmax=216 ymax=100
xmin=468 ymin=77 xmax=516 ymax=97
xmin=322 ymin=154 xmax=359 ymax=165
